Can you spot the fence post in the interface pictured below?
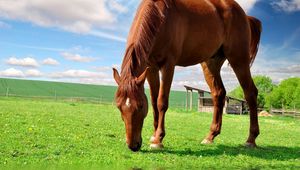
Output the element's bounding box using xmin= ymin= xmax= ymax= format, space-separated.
xmin=294 ymin=104 xmax=296 ymax=118
xmin=99 ymin=95 xmax=102 ymax=105
xmin=54 ymin=90 xmax=57 ymax=101
xmin=186 ymin=89 xmax=188 ymax=111
xmin=190 ymin=90 xmax=193 ymax=111
xmin=282 ymin=102 xmax=284 ymax=116
xmin=6 ymin=87 xmax=9 ymax=97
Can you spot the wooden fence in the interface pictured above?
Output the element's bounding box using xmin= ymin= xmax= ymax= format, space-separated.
xmin=270 ymin=109 xmax=300 ymax=119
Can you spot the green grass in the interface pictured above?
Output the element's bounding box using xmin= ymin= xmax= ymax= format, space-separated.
xmin=0 ymin=97 xmax=299 ymax=169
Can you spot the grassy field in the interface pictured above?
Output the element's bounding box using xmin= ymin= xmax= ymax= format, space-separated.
xmin=0 ymin=97 xmax=299 ymax=169
xmin=0 ymin=78 xmax=199 ymax=109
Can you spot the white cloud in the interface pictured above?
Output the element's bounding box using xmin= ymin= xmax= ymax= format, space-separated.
xmin=268 ymin=64 xmax=300 ymax=74
xmin=0 ymin=0 xmax=260 ymax=43
xmin=0 ymin=42 xmax=65 ymax=52
xmin=108 ymin=1 xmax=128 ymax=13
xmin=49 ymin=69 xmax=108 ymax=79
xmin=76 ymin=78 xmax=116 ymax=85
xmin=93 ymin=66 xmax=113 ymax=72
xmin=25 ymin=69 xmax=43 ymax=77
xmin=171 ymin=64 xmax=241 ymax=91
xmin=0 ymin=0 xmax=127 ymax=33
xmin=6 ymin=57 xmax=39 ymax=67
xmin=0 ymin=68 xmax=43 ymax=78
xmin=89 ymin=30 xmax=126 ymax=42
xmin=47 ymin=66 xmax=117 ymax=85
xmin=271 ymin=0 xmax=300 ymax=12
xmin=61 ymin=52 xmax=96 ymax=63
xmin=171 ymin=66 xmax=208 ymax=91
xmin=249 ymin=44 xmax=300 ymax=84
xmin=0 ymin=21 xmax=10 ymax=29
xmin=252 ymin=62 xmax=300 ymax=83
xmin=42 ymin=58 xmax=59 ymax=65
xmin=235 ymin=0 xmax=259 ymax=13
xmin=0 ymin=68 xmax=25 ymax=77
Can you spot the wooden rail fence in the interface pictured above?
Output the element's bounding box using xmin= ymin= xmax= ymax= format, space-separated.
xmin=270 ymin=109 xmax=300 ymax=118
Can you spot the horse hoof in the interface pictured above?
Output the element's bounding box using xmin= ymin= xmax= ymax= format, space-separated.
xmin=150 ymin=143 xmax=164 ymax=150
xmin=150 ymin=136 xmax=155 ymax=143
xmin=201 ymin=139 xmax=213 ymax=145
xmin=244 ymin=142 xmax=257 ymax=148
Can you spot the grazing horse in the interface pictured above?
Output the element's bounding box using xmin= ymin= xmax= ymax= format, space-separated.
xmin=113 ymin=0 xmax=262 ymax=152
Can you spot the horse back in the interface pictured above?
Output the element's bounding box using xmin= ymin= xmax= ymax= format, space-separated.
xmin=150 ymin=0 xmax=250 ymax=66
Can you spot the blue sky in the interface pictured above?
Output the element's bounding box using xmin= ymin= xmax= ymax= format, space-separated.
xmin=0 ymin=0 xmax=299 ymax=91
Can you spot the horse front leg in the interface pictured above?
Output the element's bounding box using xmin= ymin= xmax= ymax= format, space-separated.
xmin=147 ymin=67 xmax=160 ymax=143
xmin=150 ymin=64 xmax=175 ymax=150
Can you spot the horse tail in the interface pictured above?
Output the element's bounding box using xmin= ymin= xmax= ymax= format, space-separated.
xmin=248 ymin=16 xmax=262 ymax=66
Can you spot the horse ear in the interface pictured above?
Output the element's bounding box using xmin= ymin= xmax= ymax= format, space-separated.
xmin=136 ymin=67 xmax=149 ymax=86
xmin=113 ymin=68 xmax=121 ymax=85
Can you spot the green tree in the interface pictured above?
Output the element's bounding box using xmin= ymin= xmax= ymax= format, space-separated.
xmin=229 ymin=86 xmax=243 ymax=99
xmin=293 ymin=85 xmax=300 ymax=109
xmin=268 ymin=78 xmax=300 ymax=109
xmin=229 ymin=75 xmax=274 ymax=108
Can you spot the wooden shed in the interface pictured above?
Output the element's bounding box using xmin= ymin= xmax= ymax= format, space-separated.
xmin=184 ymin=85 xmax=247 ymax=114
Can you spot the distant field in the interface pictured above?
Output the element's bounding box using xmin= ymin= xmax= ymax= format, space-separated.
xmin=0 ymin=78 xmax=117 ymax=102
xmin=0 ymin=98 xmax=299 ymax=168
xmin=0 ymin=78 xmax=199 ymax=109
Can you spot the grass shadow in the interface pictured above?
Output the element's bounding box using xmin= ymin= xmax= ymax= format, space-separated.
xmin=141 ymin=145 xmax=300 ymax=161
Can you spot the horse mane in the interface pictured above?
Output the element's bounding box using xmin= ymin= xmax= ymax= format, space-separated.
xmin=121 ymin=0 xmax=169 ymax=78
xmin=117 ymin=0 xmax=169 ymax=104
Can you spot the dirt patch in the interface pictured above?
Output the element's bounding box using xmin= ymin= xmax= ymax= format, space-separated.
xmin=258 ymin=111 xmax=273 ymax=117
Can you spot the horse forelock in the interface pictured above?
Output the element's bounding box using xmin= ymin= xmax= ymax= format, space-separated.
xmin=115 ymin=77 xmax=143 ymax=108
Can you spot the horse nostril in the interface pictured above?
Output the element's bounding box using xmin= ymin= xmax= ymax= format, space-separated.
xmin=129 ymin=146 xmax=139 ymax=152
xmin=128 ymin=143 xmax=142 ymax=152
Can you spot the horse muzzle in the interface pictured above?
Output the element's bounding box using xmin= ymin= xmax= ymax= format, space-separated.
xmin=127 ymin=138 xmax=142 ymax=152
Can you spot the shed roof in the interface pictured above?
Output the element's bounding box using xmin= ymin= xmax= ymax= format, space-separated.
xmin=184 ymin=85 xmax=246 ymax=103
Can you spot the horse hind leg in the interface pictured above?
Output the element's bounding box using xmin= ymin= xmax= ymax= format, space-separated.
xmin=200 ymin=55 xmax=226 ymax=144
xmin=225 ymin=48 xmax=259 ymax=147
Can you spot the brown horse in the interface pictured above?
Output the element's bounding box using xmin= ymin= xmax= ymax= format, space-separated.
xmin=113 ymin=0 xmax=262 ymax=152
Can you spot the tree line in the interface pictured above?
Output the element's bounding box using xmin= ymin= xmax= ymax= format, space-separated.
xmin=229 ymin=76 xmax=300 ymax=110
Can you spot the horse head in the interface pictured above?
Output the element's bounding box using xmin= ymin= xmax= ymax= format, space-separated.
xmin=113 ymin=68 xmax=149 ymax=151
